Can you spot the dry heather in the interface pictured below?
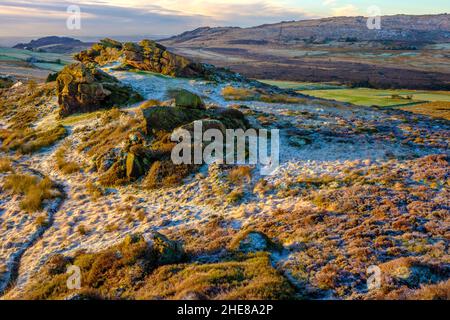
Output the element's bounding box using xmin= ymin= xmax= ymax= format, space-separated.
xmin=0 ymin=82 xmax=56 ymax=129
xmin=222 ymin=86 xmax=309 ymax=104
xmin=399 ymin=101 xmax=450 ymax=121
xmin=0 ymin=57 xmax=448 ymax=301
xmin=18 ymin=234 xmax=293 ymax=300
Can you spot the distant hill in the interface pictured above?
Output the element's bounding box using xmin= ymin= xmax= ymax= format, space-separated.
xmin=161 ymin=14 xmax=450 ymax=46
xmin=13 ymin=36 xmax=93 ymax=53
xmin=159 ymin=14 xmax=450 ymax=90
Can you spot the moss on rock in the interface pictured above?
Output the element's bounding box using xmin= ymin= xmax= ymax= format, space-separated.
xmin=173 ymin=89 xmax=204 ymax=109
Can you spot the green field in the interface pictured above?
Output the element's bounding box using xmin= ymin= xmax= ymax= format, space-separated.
xmin=0 ymin=47 xmax=72 ymax=71
xmin=262 ymin=80 xmax=450 ymax=107
xmin=301 ymin=88 xmax=450 ymax=107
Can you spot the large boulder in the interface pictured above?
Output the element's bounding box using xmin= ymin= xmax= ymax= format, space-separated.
xmin=122 ymin=40 xmax=205 ymax=78
xmin=173 ymin=119 xmax=226 ymax=137
xmin=173 ymin=89 xmax=204 ymax=109
xmin=151 ymin=232 xmax=185 ymax=265
xmin=229 ymin=231 xmax=280 ymax=253
xmin=142 ymin=106 xmax=248 ymax=135
xmin=141 ymin=106 xmax=207 ymax=134
xmin=56 ymin=63 xmax=142 ymax=117
xmin=126 ymin=145 xmax=162 ymax=179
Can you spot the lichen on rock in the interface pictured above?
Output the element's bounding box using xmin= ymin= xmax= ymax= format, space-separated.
xmin=56 ymin=62 xmax=142 ymax=117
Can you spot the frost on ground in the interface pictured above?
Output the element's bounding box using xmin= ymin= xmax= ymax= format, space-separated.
xmin=0 ymin=69 xmax=449 ymax=300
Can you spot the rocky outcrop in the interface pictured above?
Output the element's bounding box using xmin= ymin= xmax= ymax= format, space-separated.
xmin=161 ymin=14 xmax=450 ymax=46
xmin=74 ymin=38 xmax=123 ymax=66
xmin=141 ymin=105 xmax=248 ymax=135
xmin=75 ymin=38 xmax=246 ymax=82
xmin=75 ymin=39 xmax=205 ymax=78
xmin=126 ymin=145 xmax=162 ymax=179
xmin=141 ymin=90 xmax=247 ymax=134
xmin=56 ymin=63 xmax=142 ymax=117
xmin=174 ymin=119 xmax=226 ymax=137
xmin=142 ymin=106 xmax=207 ymax=134
xmin=91 ymin=89 xmax=249 ymax=186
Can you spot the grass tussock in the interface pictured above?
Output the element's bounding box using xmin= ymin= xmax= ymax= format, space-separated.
xmin=0 ymin=157 xmax=13 ymax=173
xmin=86 ymin=182 xmax=104 ymax=200
xmin=55 ymin=145 xmax=80 ymax=174
xmin=0 ymin=125 xmax=66 ymax=154
xmin=227 ymin=166 xmax=252 ymax=185
xmin=35 ymin=215 xmax=49 ymax=228
xmin=139 ymin=99 xmax=161 ymax=109
xmin=3 ymin=174 xmax=60 ymax=212
xmin=226 ymin=188 xmax=244 ymax=204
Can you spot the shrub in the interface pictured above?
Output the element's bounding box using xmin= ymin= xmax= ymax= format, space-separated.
xmin=46 ymin=72 xmax=59 ymax=83
xmin=315 ymin=264 xmax=340 ymax=290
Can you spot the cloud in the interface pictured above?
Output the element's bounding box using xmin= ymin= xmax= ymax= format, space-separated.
xmin=331 ymin=4 xmax=360 ymax=17
xmin=0 ymin=0 xmax=314 ymax=37
xmin=322 ymin=0 xmax=337 ymax=6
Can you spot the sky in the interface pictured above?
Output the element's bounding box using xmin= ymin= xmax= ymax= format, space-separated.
xmin=0 ymin=0 xmax=448 ymax=38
